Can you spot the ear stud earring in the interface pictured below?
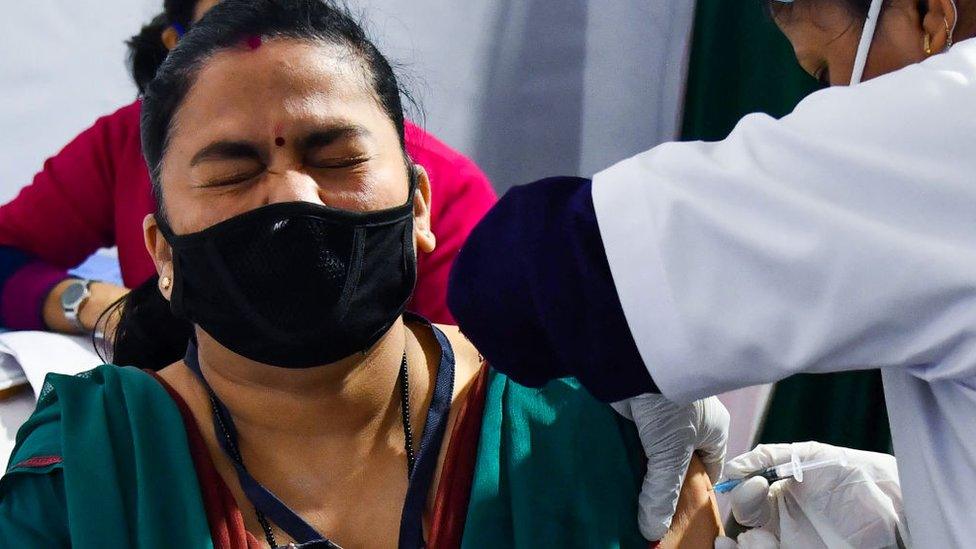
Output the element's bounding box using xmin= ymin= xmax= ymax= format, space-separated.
xmin=160 ymin=276 xmax=172 ymax=291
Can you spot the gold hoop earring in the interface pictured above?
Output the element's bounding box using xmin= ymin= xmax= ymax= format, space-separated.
xmin=945 ymin=17 xmax=954 ymax=49
xmin=160 ymin=276 xmax=172 ymax=291
xmin=923 ymin=33 xmax=933 ymax=55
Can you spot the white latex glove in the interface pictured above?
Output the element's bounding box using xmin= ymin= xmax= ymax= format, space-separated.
xmin=612 ymin=395 xmax=729 ymax=541
xmin=715 ymin=442 xmax=909 ymax=549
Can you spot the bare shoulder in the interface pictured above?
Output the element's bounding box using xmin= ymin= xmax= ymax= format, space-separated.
xmin=157 ymin=361 xmax=191 ymax=391
xmin=157 ymin=361 xmax=210 ymax=413
xmin=433 ymin=324 xmax=485 ymax=403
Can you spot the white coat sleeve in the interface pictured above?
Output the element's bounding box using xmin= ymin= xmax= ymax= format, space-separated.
xmin=592 ymin=41 xmax=976 ymax=403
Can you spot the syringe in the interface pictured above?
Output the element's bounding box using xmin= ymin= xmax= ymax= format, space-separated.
xmin=712 ymin=452 xmax=849 ymax=494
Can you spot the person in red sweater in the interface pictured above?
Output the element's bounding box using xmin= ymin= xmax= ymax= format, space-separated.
xmin=0 ymin=0 xmax=496 ymax=335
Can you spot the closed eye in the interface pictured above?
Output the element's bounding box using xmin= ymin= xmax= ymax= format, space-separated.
xmin=305 ymin=155 xmax=372 ymax=170
xmin=199 ymin=167 xmax=264 ymax=188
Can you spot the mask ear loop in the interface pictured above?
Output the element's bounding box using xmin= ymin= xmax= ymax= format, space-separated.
xmin=946 ymin=0 xmax=958 ymax=50
xmin=407 ymin=164 xmax=419 ymax=201
xmin=153 ymin=214 xmax=188 ymax=318
xmin=850 ymin=0 xmax=884 ymax=85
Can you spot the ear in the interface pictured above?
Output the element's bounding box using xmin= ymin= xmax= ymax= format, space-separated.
xmin=143 ymin=214 xmax=175 ymax=301
xmin=921 ymin=0 xmax=957 ymax=54
xmin=411 ymin=164 xmax=436 ymax=255
xmin=161 ymin=26 xmax=181 ymax=51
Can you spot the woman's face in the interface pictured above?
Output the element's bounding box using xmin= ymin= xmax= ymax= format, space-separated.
xmin=145 ymin=39 xmax=434 ymax=277
xmin=773 ymin=0 xmax=957 ymax=85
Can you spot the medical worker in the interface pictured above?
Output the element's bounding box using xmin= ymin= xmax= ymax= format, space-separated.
xmin=449 ymin=0 xmax=976 ymax=545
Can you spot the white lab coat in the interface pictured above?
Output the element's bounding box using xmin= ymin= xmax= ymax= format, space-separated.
xmin=592 ymin=38 xmax=976 ymax=546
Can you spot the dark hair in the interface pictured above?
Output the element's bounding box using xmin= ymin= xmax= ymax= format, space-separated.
xmin=97 ymin=276 xmax=193 ymax=369
xmin=127 ymin=1 xmax=199 ymax=94
xmin=141 ymin=0 xmax=408 ymax=208
xmin=766 ymin=0 xmax=933 ymax=32
xmin=769 ymin=0 xmax=934 ymax=19
xmin=767 ymin=0 xmax=872 ymax=17
xmin=109 ymin=0 xmax=411 ymax=369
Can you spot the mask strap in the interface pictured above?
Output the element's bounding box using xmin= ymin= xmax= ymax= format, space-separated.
xmin=407 ymin=164 xmax=419 ymax=200
xmin=947 ymin=0 xmax=959 ymax=49
xmin=154 ymin=213 xmax=177 ymax=242
xmin=171 ymin=22 xmax=187 ymax=38
xmin=850 ymin=0 xmax=884 ymax=85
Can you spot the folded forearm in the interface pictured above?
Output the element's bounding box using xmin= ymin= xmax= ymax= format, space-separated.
xmin=42 ymin=279 xmax=129 ymax=335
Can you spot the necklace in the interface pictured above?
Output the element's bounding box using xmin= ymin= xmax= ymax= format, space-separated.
xmin=181 ymin=314 xmax=454 ymax=549
xmin=206 ymin=350 xmax=415 ymax=548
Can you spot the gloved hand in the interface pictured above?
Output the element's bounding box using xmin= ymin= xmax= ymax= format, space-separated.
xmin=715 ymin=442 xmax=908 ymax=549
xmin=612 ymin=394 xmax=729 ymax=541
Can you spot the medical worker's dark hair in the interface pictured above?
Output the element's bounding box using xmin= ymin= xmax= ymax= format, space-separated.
xmin=127 ymin=0 xmax=200 ymax=94
xmin=766 ymin=0 xmax=928 ymax=19
xmin=102 ymin=0 xmax=412 ymax=370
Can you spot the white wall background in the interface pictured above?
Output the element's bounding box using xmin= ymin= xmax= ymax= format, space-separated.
xmin=0 ymin=1 xmax=159 ymax=202
xmin=0 ymin=1 xmax=695 ymax=202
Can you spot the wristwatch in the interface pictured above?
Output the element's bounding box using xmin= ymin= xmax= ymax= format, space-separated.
xmin=60 ymin=279 xmax=93 ymax=332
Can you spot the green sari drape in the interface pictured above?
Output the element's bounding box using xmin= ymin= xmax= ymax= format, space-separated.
xmin=680 ymin=0 xmax=892 ymax=454
xmin=463 ymin=374 xmax=646 ymax=548
xmin=1 ymin=366 xmax=648 ymax=548
xmin=0 ymin=366 xmax=213 ymax=548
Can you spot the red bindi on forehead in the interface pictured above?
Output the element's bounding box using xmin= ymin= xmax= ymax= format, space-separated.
xmin=245 ymin=35 xmax=262 ymax=50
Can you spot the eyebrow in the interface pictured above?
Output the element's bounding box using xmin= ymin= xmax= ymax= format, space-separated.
xmin=189 ymin=124 xmax=370 ymax=167
xmin=190 ymin=140 xmax=262 ymax=167
xmin=301 ymin=125 xmax=370 ymax=150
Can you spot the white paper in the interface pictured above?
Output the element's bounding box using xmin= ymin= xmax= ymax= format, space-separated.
xmin=0 ymin=391 xmax=37 ymax=470
xmin=0 ymin=353 xmax=27 ymax=392
xmin=0 ymin=332 xmax=104 ymax=399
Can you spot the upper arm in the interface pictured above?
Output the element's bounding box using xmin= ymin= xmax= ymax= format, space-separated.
xmin=661 ymin=455 xmax=722 ymax=549
xmin=0 ymin=471 xmax=70 ymax=546
xmin=0 ymin=110 xmax=122 ymax=268
xmin=0 ymin=112 xmax=126 ymax=327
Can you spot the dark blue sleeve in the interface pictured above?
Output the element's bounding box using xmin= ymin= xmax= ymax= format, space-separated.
xmin=0 ymin=246 xmax=35 ymax=289
xmin=448 ymin=177 xmax=659 ymax=402
xmin=0 ymin=246 xmax=57 ymax=329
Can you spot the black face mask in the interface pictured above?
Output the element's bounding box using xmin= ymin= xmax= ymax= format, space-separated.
xmin=156 ymin=177 xmax=418 ymax=368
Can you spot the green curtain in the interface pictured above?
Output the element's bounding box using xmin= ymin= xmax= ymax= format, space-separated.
xmin=679 ymin=0 xmax=892 ymax=454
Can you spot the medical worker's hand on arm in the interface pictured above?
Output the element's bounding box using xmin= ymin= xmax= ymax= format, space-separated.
xmin=613 ymin=395 xmax=730 ymax=541
xmin=715 ymin=442 xmax=908 ymax=549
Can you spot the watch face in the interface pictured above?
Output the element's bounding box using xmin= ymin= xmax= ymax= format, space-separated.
xmin=62 ymin=282 xmax=87 ymax=306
